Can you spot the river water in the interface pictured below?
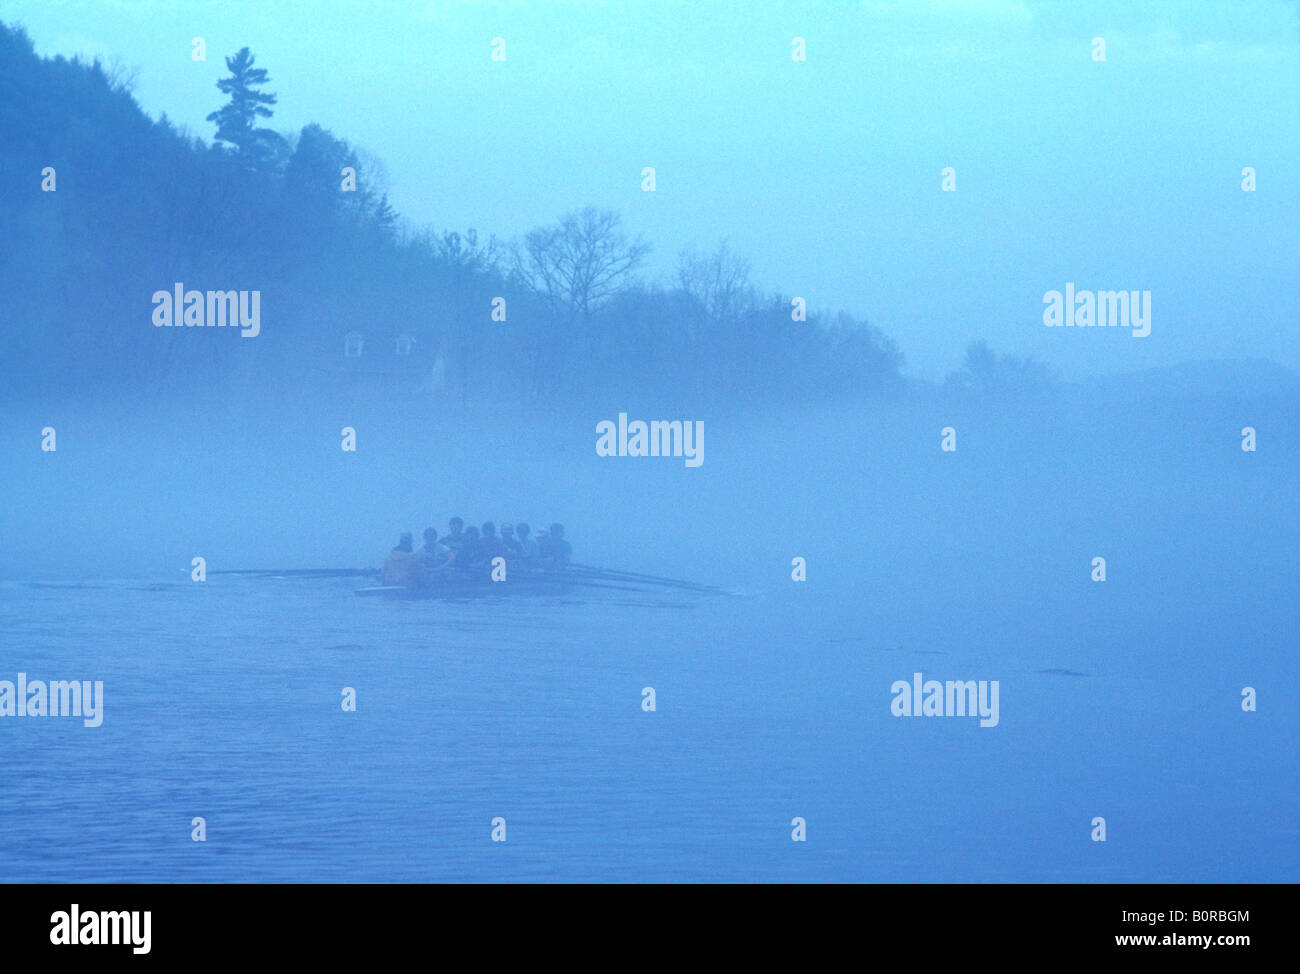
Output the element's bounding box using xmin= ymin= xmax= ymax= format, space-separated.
xmin=1 ymin=565 xmax=1294 ymax=883
xmin=1 ymin=393 xmax=1296 ymax=881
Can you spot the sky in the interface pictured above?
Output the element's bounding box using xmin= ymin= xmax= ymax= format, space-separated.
xmin=8 ymin=0 xmax=1298 ymax=381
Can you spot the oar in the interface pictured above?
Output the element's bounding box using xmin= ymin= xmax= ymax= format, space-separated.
xmin=208 ymin=568 xmax=381 ymax=578
xmin=546 ymin=577 xmax=655 ymax=594
xmin=566 ymin=567 xmax=717 ymax=593
xmin=566 ymin=563 xmax=720 ymax=593
xmin=498 ymin=569 xmax=653 ymax=594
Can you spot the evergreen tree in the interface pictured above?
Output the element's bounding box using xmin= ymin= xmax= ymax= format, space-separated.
xmin=206 ymin=47 xmax=286 ymax=169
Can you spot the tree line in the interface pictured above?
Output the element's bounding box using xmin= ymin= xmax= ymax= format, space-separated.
xmin=0 ymin=24 xmax=962 ymax=407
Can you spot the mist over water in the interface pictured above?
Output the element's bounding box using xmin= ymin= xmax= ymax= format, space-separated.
xmin=1 ymin=1 xmax=1297 ymax=884
xmin=3 ymin=383 xmax=1296 ymax=881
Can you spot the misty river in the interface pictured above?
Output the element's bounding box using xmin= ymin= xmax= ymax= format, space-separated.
xmin=2 ymin=392 xmax=1294 ymax=881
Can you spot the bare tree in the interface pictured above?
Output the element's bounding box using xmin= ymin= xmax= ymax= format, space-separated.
xmin=676 ymin=240 xmax=754 ymax=326
xmin=431 ymin=227 xmax=502 ymax=275
xmin=101 ymin=56 xmax=140 ymax=94
xmin=512 ymin=207 xmax=650 ymax=318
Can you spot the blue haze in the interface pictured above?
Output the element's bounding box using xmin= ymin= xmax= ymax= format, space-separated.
xmin=0 ymin=1 xmax=1297 ymax=883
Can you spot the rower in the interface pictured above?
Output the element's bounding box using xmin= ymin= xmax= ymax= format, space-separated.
xmin=443 ymin=517 xmax=466 ymax=554
xmin=500 ymin=523 xmax=524 ymax=558
xmin=418 ymin=528 xmax=454 ymax=572
xmin=538 ymin=523 xmax=572 ymax=567
xmin=515 ymin=523 xmax=539 ymax=560
xmin=550 ymin=523 xmax=572 ymax=564
xmin=480 ymin=522 xmax=508 ymax=561
xmin=381 ymin=532 xmax=422 ymax=586
xmin=458 ymin=525 xmax=483 ymax=567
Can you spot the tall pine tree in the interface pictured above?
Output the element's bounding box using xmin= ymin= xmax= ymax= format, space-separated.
xmin=206 ymin=47 xmax=286 ymax=170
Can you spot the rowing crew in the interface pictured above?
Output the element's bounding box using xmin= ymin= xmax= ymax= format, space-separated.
xmin=382 ymin=519 xmax=573 ymax=587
